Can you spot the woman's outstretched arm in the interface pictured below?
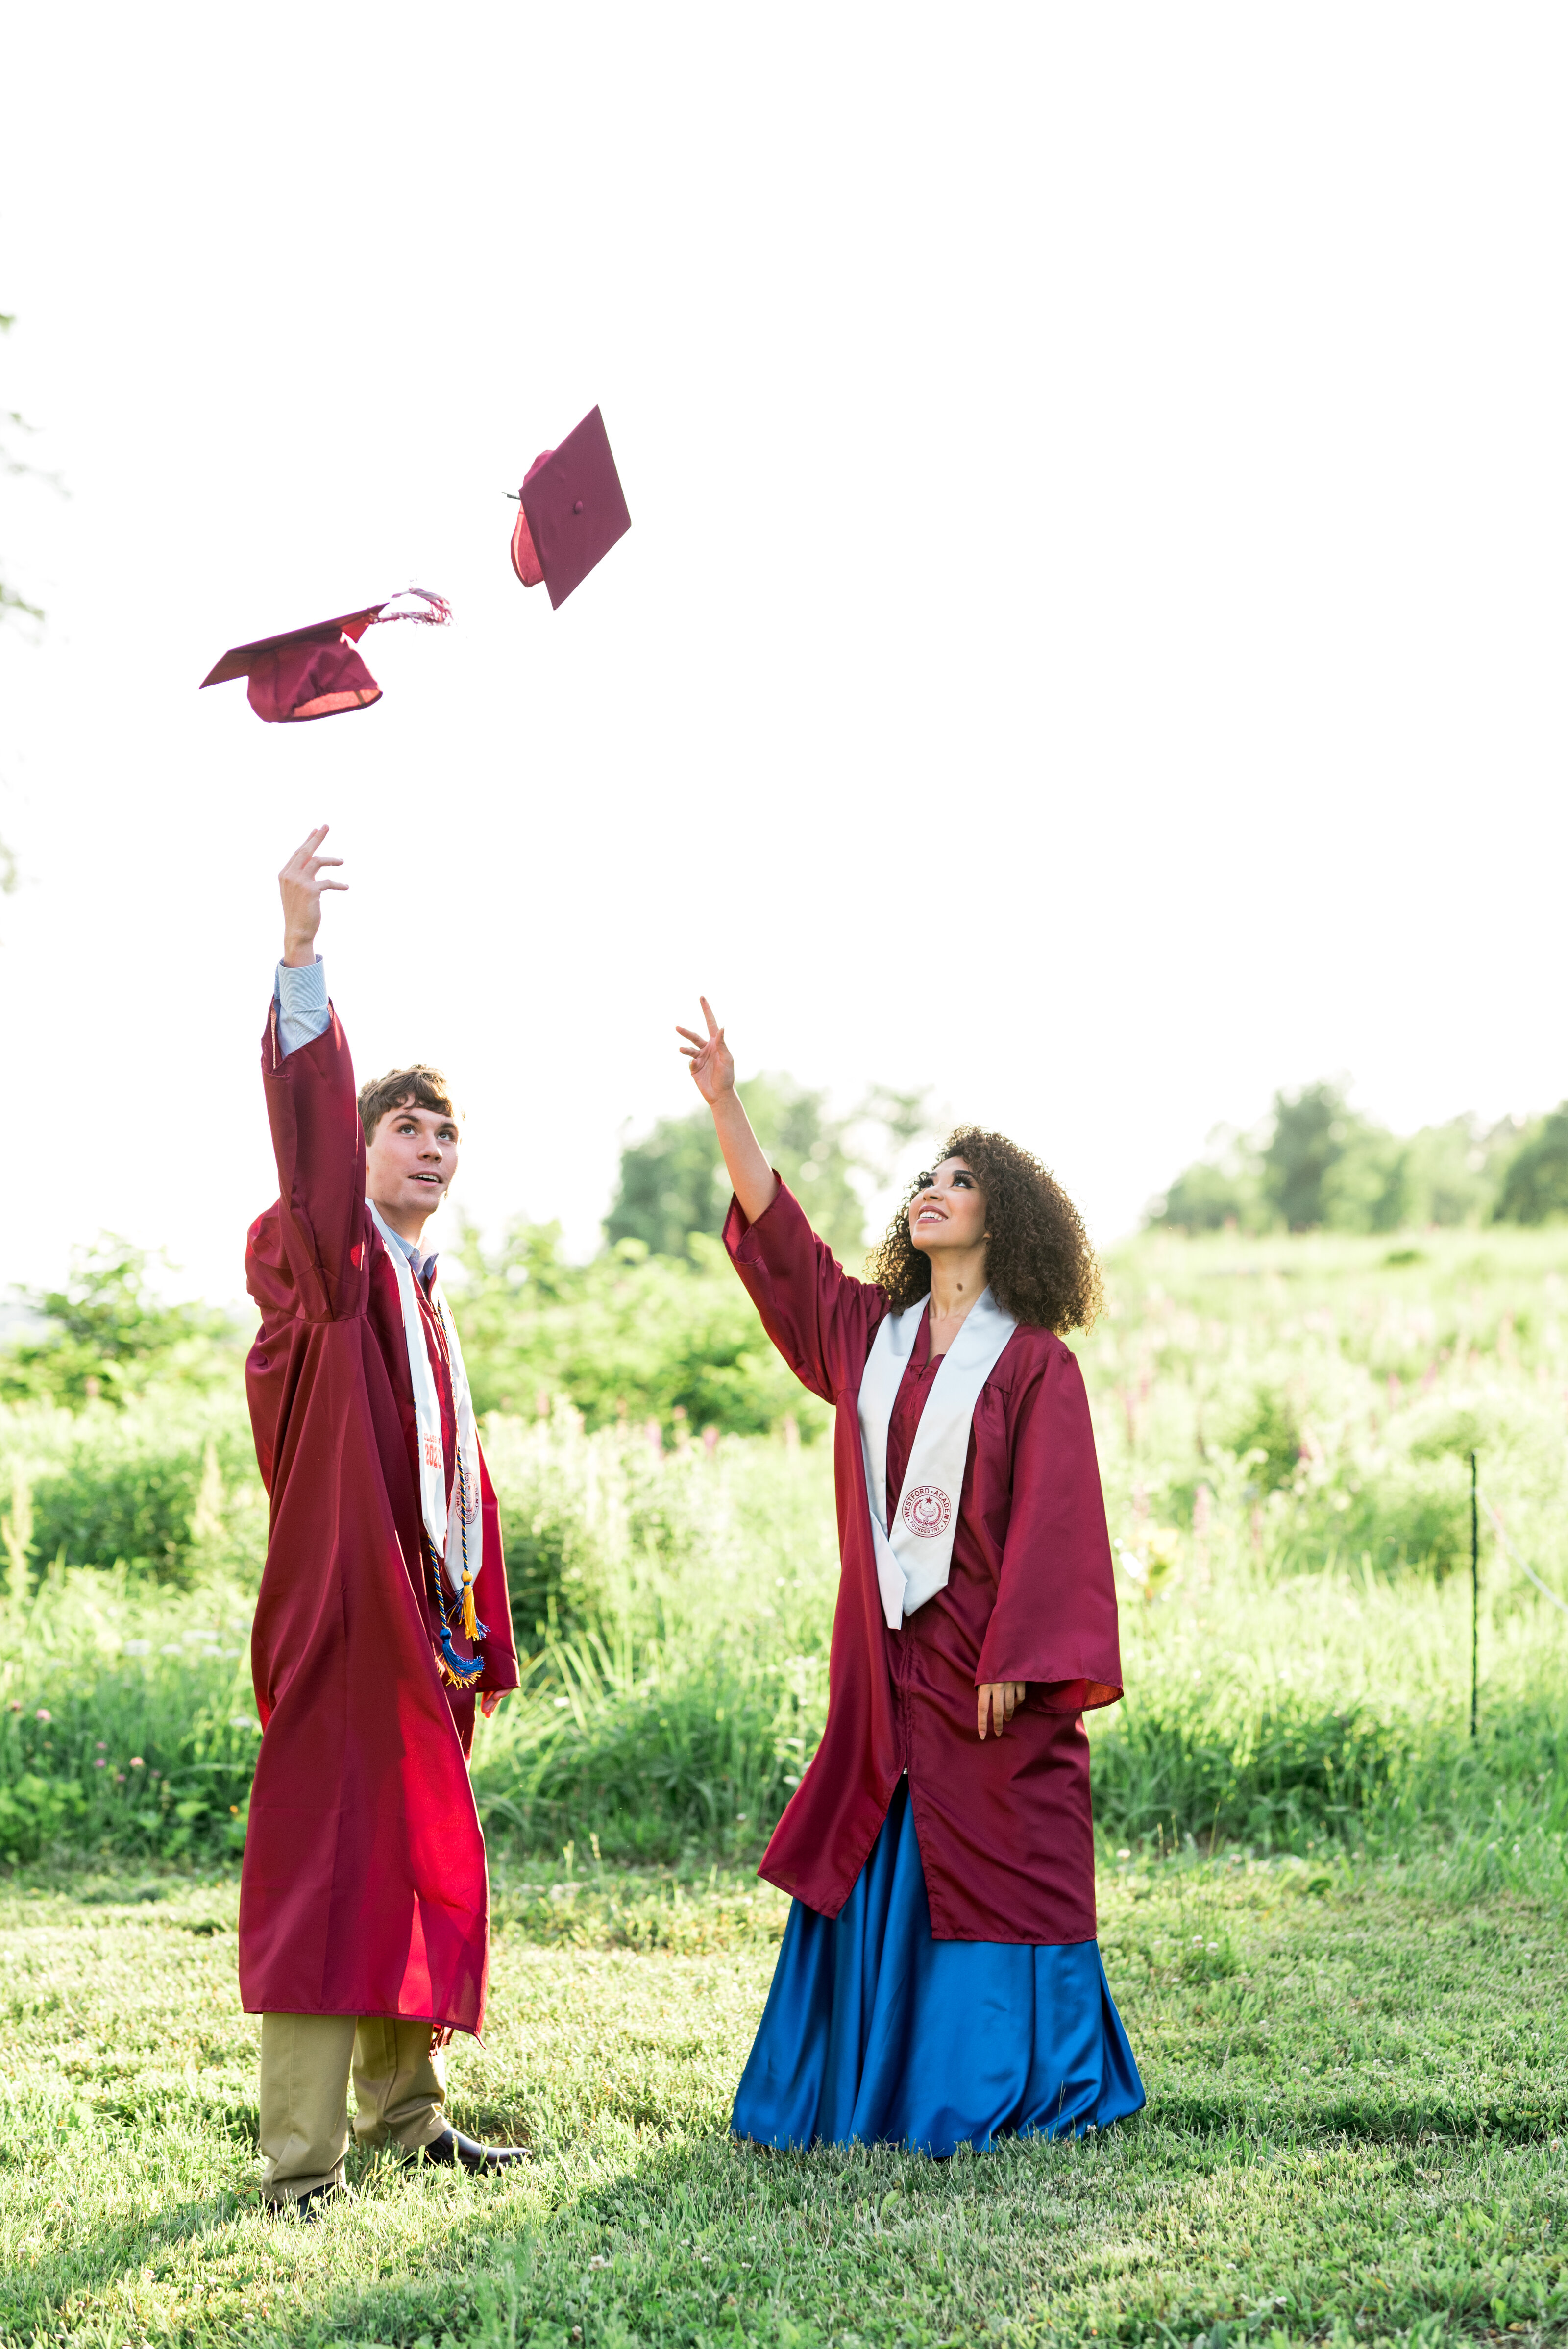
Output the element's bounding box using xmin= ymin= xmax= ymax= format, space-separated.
xmin=677 ymin=997 xmax=779 ymax=1227
xmin=687 ymin=994 xmax=886 ymax=1402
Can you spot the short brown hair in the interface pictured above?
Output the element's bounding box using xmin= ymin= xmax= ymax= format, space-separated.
xmin=357 ymin=1065 xmax=459 ymax=1145
xmin=865 ymin=1125 xmax=1103 ymax=1332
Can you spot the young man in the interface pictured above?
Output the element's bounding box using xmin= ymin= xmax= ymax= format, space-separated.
xmin=241 ymin=826 xmax=521 ymax=2213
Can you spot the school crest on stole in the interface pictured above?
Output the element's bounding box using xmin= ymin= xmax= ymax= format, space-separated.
xmin=902 ymin=1484 xmax=952 ymax=1538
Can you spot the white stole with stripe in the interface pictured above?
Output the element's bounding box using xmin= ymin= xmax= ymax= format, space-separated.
xmin=857 ymin=1287 xmax=1017 ymax=1630
xmin=368 ymin=1203 xmax=483 ymax=1599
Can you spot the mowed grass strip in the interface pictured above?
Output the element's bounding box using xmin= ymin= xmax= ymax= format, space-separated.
xmin=0 ymin=1858 xmax=1565 ymax=2348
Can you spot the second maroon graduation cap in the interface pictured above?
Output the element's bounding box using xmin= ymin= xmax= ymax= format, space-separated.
xmin=509 ymin=406 xmax=631 ymax=609
xmin=200 ymin=589 xmax=452 ymax=724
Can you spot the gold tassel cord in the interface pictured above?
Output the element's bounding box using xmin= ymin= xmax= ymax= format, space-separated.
xmin=456 ymin=1453 xmax=479 ymax=1642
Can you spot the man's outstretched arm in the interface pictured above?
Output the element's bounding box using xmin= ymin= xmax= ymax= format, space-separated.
xmin=274 ymin=825 xmax=347 ymax=1058
xmin=260 ymin=827 xmax=366 ymax=1318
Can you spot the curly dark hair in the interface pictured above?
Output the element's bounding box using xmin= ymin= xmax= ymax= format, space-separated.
xmin=864 ymin=1125 xmax=1103 ymax=1332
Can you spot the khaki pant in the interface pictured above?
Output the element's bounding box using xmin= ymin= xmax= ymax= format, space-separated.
xmin=259 ymin=2012 xmax=449 ymax=2202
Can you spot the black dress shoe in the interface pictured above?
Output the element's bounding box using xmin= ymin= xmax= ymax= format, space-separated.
xmin=267 ymin=2182 xmax=342 ymax=2221
xmin=414 ymin=2125 xmax=526 ymax=2173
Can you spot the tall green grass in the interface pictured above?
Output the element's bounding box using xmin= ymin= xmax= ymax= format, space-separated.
xmin=0 ymin=1565 xmax=258 ymax=1865
xmin=0 ymin=1226 xmax=1566 ymax=1879
xmin=473 ymin=1406 xmax=838 ymax=1858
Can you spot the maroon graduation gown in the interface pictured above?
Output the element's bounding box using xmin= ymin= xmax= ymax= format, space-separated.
xmin=726 ymin=1182 xmax=1122 ymax=1945
xmin=238 ymin=1000 xmax=518 ymax=2031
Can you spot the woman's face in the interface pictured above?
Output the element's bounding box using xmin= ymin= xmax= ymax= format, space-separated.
xmin=907 ymin=1157 xmax=988 ymax=1256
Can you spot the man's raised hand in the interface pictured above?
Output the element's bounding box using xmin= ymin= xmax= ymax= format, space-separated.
xmin=279 ymin=825 xmax=347 ymax=968
xmin=677 ymin=997 xmax=735 ymax=1106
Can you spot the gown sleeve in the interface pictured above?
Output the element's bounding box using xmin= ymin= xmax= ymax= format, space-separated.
xmin=723 ymin=1179 xmax=888 ymax=1403
xmin=974 ymin=1340 xmax=1124 ymax=1709
xmin=258 ymin=988 xmax=370 ymax=1327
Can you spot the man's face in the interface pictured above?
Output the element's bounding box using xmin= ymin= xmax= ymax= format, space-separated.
xmin=365 ymin=1099 xmax=461 ymax=1229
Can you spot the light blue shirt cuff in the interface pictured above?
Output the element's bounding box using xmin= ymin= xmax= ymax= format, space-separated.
xmin=274 ymin=957 xmax=331 ymax=1059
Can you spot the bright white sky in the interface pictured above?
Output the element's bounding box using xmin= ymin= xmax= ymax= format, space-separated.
xmin=3 ymin=5 xmax=1566 ymax=1307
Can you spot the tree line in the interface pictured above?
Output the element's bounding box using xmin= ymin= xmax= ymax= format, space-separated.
xmin=1150 ymin=1080 xmax=1568 ymax=1234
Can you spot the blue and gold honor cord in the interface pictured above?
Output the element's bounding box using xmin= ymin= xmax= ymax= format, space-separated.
xmin=431 ymin=1456 xmax=488 ymax=1688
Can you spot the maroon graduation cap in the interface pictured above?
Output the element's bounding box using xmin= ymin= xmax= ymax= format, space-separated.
xmin=200 ymin=589 xmax=452 ymax=723
xmin=509 ymin=406 xmax=631 ymax=608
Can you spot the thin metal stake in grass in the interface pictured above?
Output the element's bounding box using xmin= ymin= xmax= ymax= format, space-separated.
xmin=1470 ymin=1449 xmax=1479 ymax=1742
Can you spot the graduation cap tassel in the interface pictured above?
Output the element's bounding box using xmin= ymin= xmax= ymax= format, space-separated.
xmin=377 ymin=588 xmax=453 ymax=626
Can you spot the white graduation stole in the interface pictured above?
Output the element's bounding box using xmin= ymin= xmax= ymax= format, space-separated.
xmin=368 ymin=1204 xmax=484 ymax=1617
xmin=857 ymin=1287 xmax=1017 ymax=1630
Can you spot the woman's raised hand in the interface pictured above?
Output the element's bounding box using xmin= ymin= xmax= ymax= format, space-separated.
xmin=278 ymin=824 xmax=347 ymax=967
xmin=677 ymin=997 xmax=735 ymax=1105
xmin=678 ymin=998 xmax=778 ymax=1225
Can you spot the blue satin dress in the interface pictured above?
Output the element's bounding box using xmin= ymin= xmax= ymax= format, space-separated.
xmin=732 ymin=1779 xmax=1144 ymax=2155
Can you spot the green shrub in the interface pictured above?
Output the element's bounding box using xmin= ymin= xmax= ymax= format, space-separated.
xmin=456 ymin=1233 xmax=828 ymax=1437
xmin=1226 ymin=1387 xmax=1303 ymax=1492
xmin=31 ymin=1449 xmax=203 ymax=1579
xmin=1305 ymin=1456 xmax=1470 ymax=1579
xmin=0 ymin=1570 xmax=259 ymax=1867
xmin=1149 ymin=1156 xmax=1265 ymax=1233
xmin=1091 ymin=1686 xmax=1405 ymax=1849
xmin=0 ymin=1771 xmax=85 ymax=1863
xmin=0 ymin=1398 xmax=266 ymax=1585
xmin=472 ymin=1632 xmax=827 ymax=1860
xmin=0 ymin=1237 xmax=241 ymax=1408
xmin=1495 ymin=1104 xmax=1568 ymax=1223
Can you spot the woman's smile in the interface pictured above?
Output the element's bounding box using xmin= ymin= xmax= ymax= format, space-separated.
xmin=908 ymin=1159 xmax=987 ymax=1255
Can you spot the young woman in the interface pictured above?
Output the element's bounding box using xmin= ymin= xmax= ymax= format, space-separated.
xmin=678 ymin=999 xmax=1143 ymax=2155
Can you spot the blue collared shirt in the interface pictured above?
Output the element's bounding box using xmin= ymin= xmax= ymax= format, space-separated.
xmin=274 ymin=954 xmax=330 ymax=1057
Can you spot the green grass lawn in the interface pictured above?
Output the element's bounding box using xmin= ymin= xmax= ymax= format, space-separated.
xmin=5 ymin=1224 xmax=1568 ymax=2342
xmin=2 ymin=1851 xmax=1564 ymax=2349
